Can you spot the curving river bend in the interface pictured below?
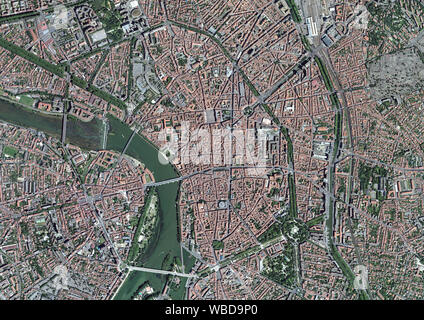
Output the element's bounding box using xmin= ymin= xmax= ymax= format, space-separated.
xmin=0 ymin=98 xmax=191 ymax=300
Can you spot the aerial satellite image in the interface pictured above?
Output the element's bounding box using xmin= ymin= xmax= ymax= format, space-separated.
xmin=0 ymin=0 xmax=423 ymax=306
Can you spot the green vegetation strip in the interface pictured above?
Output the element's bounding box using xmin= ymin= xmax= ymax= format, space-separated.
xmin=305 ymin=215 xmax=324 ymax=227
xmin=314 ymin=57 xmax=334 ymax=92
xmin=0 ymin=36 xmax=127 ymax=110
xmin=0 ymin=37 xmax=64 ymax=77
xmin=0 ymin=11 xmax=40 ymax=24
xmin=285 ymin=0 xmax=302 ymax=23
xmin=314 ymin=55 xmax=369 ymax=300
xmin=127 ymin=188 xmax=158 ymax=263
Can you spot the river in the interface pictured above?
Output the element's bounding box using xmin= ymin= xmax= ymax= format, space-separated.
xmin=107 ymin=117 xmax=191 ymax=300
xmin=0 ymin=98 xmax=104 ymax=150
xmin=0 ymin=98 xmax=192 ymax=300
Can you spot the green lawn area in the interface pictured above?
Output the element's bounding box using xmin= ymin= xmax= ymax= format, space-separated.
xmin=144 ymin=173 xmax=152 ymax=183
xmin=3 ymin=145 xmax=18 ymax=157
xmin=212 ymin=240 xmax=224 ymax=250
xmin=92 ymin=0 xmax=123 ymax=42
xmin=17 ymin=95 xmax=35 ymax=107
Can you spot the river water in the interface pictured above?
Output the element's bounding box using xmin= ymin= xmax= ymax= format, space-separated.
xmin=0 ymin=98 xmax=190 ymax=299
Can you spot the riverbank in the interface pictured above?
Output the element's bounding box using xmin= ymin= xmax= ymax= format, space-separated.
xmin=0 ymin=97 xmax=104 ymax=150
xmin=0 ymin=98 xmax=192 ymax=300
xmin=107 ymin=117 xmax=194 ymax=300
